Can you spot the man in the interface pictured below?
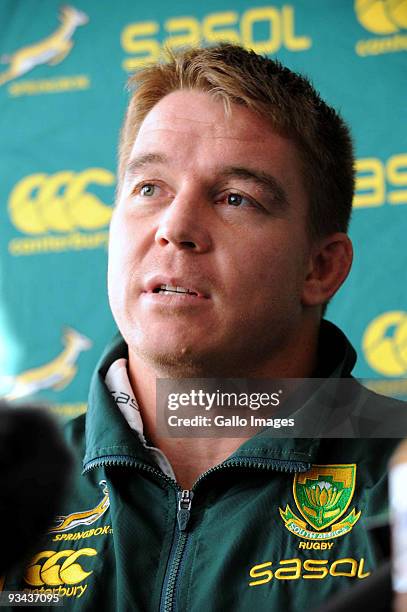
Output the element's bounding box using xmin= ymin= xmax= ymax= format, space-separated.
xmin=2 ymin=44 xmax=405 ymax=611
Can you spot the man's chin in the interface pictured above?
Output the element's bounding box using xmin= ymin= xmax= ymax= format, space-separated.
xmin=133 ymin=343 xmax=229 ymax=378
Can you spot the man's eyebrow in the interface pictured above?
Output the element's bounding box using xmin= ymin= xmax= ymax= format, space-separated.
xmin=126 ymin=153 xmax=168 ymax=178
xmin=220 ymin=166 xmax=289 ymax=210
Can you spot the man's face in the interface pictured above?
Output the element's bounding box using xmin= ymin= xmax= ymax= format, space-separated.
xmin=108 ymin=90 xmax=313 ymax=376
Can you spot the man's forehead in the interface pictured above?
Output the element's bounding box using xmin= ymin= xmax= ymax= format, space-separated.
xmin=135 ymin=89 xmax=274 ymax=144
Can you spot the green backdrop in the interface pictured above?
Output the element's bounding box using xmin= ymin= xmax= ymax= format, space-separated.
xmin=1 ymin=0 xmax=406 ymax=418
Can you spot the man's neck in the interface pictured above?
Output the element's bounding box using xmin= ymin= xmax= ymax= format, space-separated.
xmin=127 ymin=327 xmax=319 ymax=489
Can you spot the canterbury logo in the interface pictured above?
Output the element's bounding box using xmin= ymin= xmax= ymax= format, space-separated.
xmin=4 ymin=327 xmax=91 ymax=400
xmin=0 ymin=5 xmax=88 ymax=87
xmin=8 ymin=169 xmax=114 ymax=235
xmin=355 ymin=0 xmax=407 ymax=35
xmin=362 ymin=311 xmax=407 ymax=376
xmin=24 ymin=548 xmax=97 ymax=586
xmin=49 ymin=481 xmax=110 ymax=533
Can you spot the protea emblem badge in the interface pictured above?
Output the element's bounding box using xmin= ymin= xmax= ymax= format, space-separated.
xmin=279 ymin=464 xmax=361 ymax=540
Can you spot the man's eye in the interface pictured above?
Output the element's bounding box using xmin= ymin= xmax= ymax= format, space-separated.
xmin=140 ymin=184 xmax=157 ymax=197
xmin=227 ymin=193 xmax=253 ymax=208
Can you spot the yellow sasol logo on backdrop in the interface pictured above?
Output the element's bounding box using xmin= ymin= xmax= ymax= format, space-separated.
xmin=0 ymin=5 xmax=89 ymax=96
xmin=8 ymin=169 xmax=114 ymax=255
xmin=354 ymin=0 xmax=407 ymax=55
xmin=363 ymin=311 xmax=407 ymax=376
xmin=4 ymin=328 xmax=92 ymax=400
xmin=121 ymin=6 xmax=311 ymax=72
xmin=354 ymin=153 xmax=407 ymax=208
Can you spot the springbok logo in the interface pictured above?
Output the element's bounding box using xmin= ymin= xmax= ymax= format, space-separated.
xmin=49 ymin=481 xmax=110 ymax=534
xmin=0 ymin=5 xmax=89 ymax=87
xmin=280 ymin=464 xmax=361 ymax=540
xmin=4 ymin=327 xmax=92 ymax=400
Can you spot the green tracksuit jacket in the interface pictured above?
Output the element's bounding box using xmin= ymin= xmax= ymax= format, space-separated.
xmin=2 ymin=322 xmax=404 ymax=611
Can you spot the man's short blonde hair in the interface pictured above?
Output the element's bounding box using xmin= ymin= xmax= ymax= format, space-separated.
xmin=119 ymin=44 xmax=354 ymax=239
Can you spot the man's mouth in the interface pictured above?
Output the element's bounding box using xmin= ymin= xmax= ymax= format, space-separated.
xmin=143 ymin=276 xmax=210 ymax=300
xmin=153 ymin=284 xmax=199 ymax=296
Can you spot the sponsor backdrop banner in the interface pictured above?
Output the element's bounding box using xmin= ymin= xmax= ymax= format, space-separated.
xmin=0 ymin=0 xmax=406 ymax=418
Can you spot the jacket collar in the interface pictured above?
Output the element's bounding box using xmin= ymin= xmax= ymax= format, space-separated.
xmin=83 ymin=333 xmax=157 ymax=469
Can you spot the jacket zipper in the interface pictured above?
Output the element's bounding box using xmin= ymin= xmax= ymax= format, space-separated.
xmin=83 ymin=454 xmax=310 ymax=611
xmin=160 ymin=490 xmax=193 ymax=612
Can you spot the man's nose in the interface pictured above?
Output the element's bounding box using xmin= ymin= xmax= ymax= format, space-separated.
xmin=154 ymin=192 xmax=212 ymax=252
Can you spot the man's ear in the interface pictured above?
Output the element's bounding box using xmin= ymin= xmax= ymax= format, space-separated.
xmin=301 ymin=233 xmax=353 ymax=306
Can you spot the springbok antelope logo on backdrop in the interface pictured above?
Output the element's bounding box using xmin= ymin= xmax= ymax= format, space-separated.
xmin=0 ymin=5 xmax=89 ymax=87
xmin=4 ymin=327 xmax=92 ymax=400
